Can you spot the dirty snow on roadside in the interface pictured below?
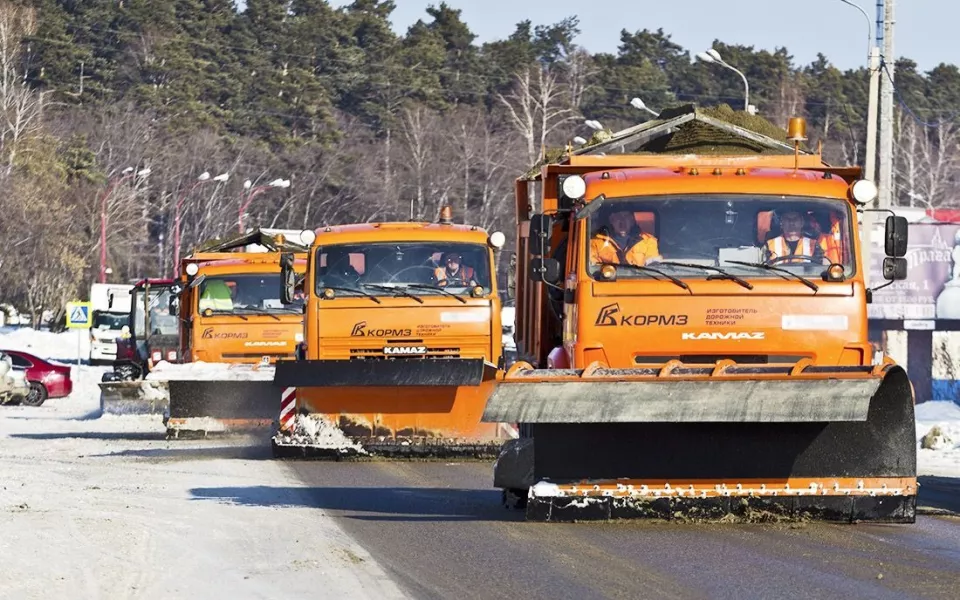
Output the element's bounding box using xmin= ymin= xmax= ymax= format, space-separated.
xmin=0 ymin=331 xmax=409 ymax=600
xmin=916 ymin=400 xmax=960 ymax=478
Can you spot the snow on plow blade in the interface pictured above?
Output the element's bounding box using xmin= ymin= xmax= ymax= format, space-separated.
xmin=271 ymin=358 xmax=511 ymax=460
xmin=148 ymin=363 xmax=280 ymax=438
xmin=99 ymin=380 xmax=169 ymax=416
xmin=483 ymin=362 xmax=917 ymax=523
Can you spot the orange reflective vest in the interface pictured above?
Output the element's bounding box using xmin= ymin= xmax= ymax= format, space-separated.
xmin=590 ymin=232 xmax=660 ymax=266
xmin=765 ymin=236 xmax=818 ymax=263
xmin=817 ymin=215 xmax=843 ymax=264
xmin=435 ymin=265 xmax=475 ymax=286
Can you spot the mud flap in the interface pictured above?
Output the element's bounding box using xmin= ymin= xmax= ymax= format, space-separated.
xmin=485 ymin=366 xmax=917 ymax=523
xmin=99 ymin=380 xmax=169 ymax=416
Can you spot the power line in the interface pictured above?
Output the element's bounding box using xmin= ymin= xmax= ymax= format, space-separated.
xmin=880 ymin=59 xmax=960 ymax=127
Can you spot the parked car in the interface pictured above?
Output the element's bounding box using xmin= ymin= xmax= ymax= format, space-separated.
xmin=0 ymin=352 xmax=30 ymax=405
xmin=0 ymin=349 xmax=73 ymax=406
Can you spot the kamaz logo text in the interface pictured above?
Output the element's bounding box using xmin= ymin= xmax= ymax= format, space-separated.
xmin=383 ymin=346 xmax=427 ymax=355
xmin=351 ymin=321 xmax=413 ymax=338
xmin=595 ymin=303 xmax=687 ymax=327
xmin=681 ymin=332 xmax=765 ymax=340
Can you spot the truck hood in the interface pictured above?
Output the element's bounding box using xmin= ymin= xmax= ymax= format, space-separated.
xmin=313 ymin=302 xmax=494 ymax=360
xmin=192 ymin=316 xmax=303 ymax=362
xmin=577 ymin=289 xmax=867 ymax=366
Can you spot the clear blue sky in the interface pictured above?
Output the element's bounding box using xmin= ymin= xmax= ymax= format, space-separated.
xmin=315 ymin=0 xmax=954 ymax=72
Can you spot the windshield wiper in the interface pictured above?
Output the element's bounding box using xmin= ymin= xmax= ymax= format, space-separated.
xmin=233 ymin=307 xmax=281 ymax=321
xmin=406 ymin=283 xmax=468 ymax=304
xmin=361 ymin=283 xmax=424 ymax=304
xmin=608 ymin=263 xmax=692 ymax=295
xmin=320 ymin=286 xmax=382 ymax=304
xmin=209 ymin=309 xmax=248 ymax=321
xmin=723 ymin=260 xmax=819 ymax=292
xmin=654 ymin=261 xmax=754 ymax=290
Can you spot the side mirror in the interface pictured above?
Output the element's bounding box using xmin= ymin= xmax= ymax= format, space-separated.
xmin=575 ymin=194 xmax=605 ymax=221
xmin=882 ymin=257 xmax=907 ymax=281
xmin=279 ymin=252 xmax=296 ymax=304
xmin=884 ymin=215 xmax=908 ymax=257
xmin=529 ymin=257 xmax=561 ymax=285
xmin=169 ymin=296 xmax=179 ymax=316
xmin=528 ymin=214 xmax=554 ymax=257
xmin=108 ymin=293 xmax=114 ymax=309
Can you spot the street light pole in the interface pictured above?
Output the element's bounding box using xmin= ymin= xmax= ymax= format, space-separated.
xmin=173 ymin=171 xmax=228 ymax=277
xmin=696 ymin=49 xmax=750 ymax=112
xmin=99 ymin=167 xmax=133 ymax=284
xmin=237 ymin=178 xmax=290 ymax=233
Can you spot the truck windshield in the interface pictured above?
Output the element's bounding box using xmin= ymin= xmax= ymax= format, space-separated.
xmin=132 ymin=288 xmax=179 ymax=337
xmin=93 ymin=312 xmax=128 ymax=330
xmin=315 ymin=242 xmax=492 ymax=296
xmin=197 ymin=274 xmax=303 ymax=314
xmin=585 ymin=194 xmax=856 ymax=280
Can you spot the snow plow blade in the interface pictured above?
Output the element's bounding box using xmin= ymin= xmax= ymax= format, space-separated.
xmin=483 ymin=361 xmax=917 ymax=523
xmin=98 ymin=379 xmax=169 ymax=416
xmin=271 ymin=358 xmax=513 ymax=460
xmin=146 ymin=363 xmax=280 ymax=438
xmin=274 ymin=357 xmax=498 ymax=388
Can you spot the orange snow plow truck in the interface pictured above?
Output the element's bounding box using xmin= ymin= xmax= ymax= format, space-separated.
xmin=481 ymin=105 xmax=918 ymax=523
xmin=158 ymin=229 xmax=308 ymax=437
xmin=270 ymin=208 xmax=515 ymax=458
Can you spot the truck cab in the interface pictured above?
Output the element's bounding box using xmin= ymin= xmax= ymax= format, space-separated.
xmin=178 ymin=254 xmax=306 ymax=364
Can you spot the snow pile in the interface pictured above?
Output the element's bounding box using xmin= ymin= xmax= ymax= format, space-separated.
xmin=916 ymin=400 xmax=960 ymax=477
xmin=273 ymin=414 xmax=367 ymax=455
xmin=0 ymin=368 xmax=408 ymax=598
xmin=146 ymin=361 xmax=276 ymax=381
xmin=0 ymin=327 xmax=90 ymax=362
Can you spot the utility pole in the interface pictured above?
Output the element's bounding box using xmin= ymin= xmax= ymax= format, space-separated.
xmin=877 ymin=0 xmax=895 ymax=212
xmin=846 ymin=0 xmax=883 ymax=288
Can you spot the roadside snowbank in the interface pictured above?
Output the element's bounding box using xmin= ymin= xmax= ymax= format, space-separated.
xmin=0 ymin=326 xmax=90 ymax=362
xmin=147 ymin=360 xmax=276 ymax=381
xmin=0 ymin=357 xmax=408 ymax=598
xmin=916 ymin=401 xmax=960 ymax=478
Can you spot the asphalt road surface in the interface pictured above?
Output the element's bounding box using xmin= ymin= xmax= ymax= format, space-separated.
xmin=244 ymin=460 xmax=960 ymax=600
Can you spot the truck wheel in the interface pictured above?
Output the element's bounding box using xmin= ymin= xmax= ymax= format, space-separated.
xmin=23 ymin=383 xmax=47 ymax=407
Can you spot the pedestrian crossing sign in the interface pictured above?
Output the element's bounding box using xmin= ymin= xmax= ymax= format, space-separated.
xmin=66 ymin=301 xmax=92 ymax=329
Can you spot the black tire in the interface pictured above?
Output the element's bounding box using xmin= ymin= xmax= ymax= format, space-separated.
xmin=23 ymin=382 xmax=47 ymax=407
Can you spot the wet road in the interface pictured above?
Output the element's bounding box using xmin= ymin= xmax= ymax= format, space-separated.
xmin=267 ymin=460 xmax=960 ymax=600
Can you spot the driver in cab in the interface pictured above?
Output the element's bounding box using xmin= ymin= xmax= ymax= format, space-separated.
xmin=763 ymin=210 xmax=827 ymax=264
xmin=435 ymin=252 xmax=477 ymax=287
xmin=590 ymin=208 xmax=661 ymax=266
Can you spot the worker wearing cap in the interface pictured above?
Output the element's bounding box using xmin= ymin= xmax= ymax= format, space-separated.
xmin=589 ymin=208 xmax=661 ymax=266
xmin=764 ymin=210 xmax=826 ymax=264
xmin=435 ymin=252 xmax=476 ymax=286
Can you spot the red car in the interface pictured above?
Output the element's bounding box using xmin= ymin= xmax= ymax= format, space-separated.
xmin=0 ymin=349 xmax=73 ymax=406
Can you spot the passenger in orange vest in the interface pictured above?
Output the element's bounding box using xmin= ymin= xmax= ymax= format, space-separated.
xmin=817 ymin=212 xmax=844 ymax=264
xmin=435 ymin=252 xmax=476 ymax=287
xmin=589 ymin=209 xmax=661 ymax=266
xmin=763 ymin=210 xmax=826 ymax=264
